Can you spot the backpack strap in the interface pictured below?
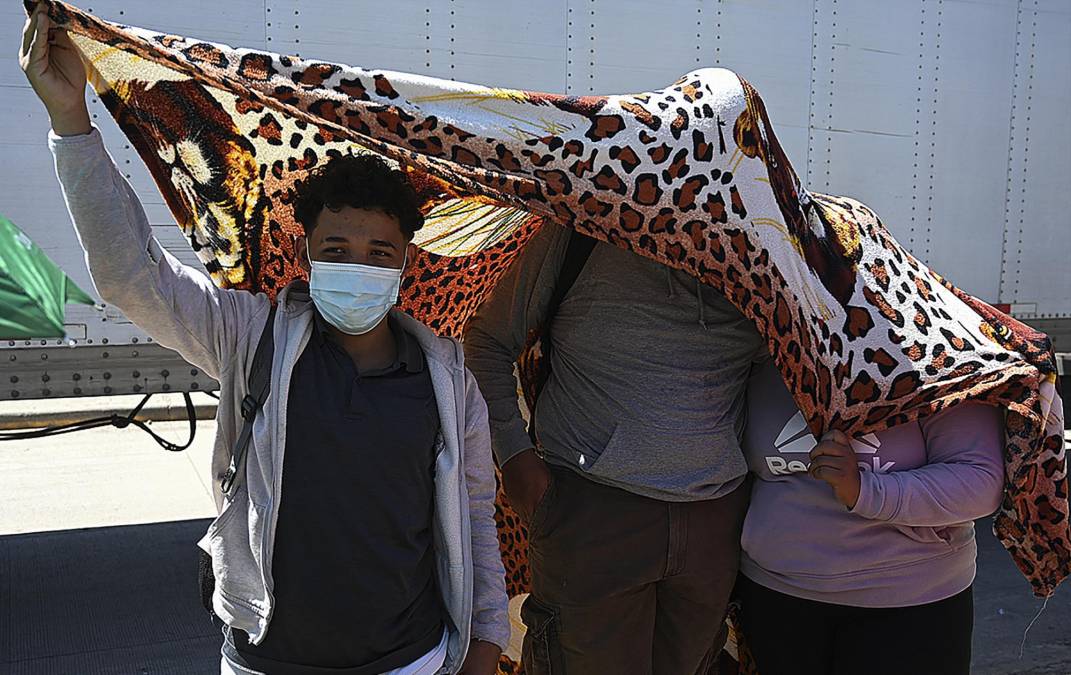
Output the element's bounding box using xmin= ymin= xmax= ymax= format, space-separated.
xmin=526 ymin=229 xmax=595 ymax=444
xmin=220 ymin=304 xmax=277 ymax=495
xmin=546 ymin=230 xmax=596 ymax=332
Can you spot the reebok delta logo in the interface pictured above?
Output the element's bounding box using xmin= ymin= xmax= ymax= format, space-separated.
xmin=765 ymin=411 xmax=893 ymax=475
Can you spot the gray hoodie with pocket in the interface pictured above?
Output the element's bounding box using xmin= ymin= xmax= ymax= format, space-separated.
xmin=464 ymin=220 xmax=766 ymax=502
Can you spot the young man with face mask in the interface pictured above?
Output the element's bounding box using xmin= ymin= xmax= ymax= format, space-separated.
xmin=20 ymin=9 xmax=509 ymax=674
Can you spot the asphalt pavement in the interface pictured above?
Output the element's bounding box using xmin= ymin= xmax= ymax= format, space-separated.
xmin=0 ymin=415 xmax=1067 ymax=674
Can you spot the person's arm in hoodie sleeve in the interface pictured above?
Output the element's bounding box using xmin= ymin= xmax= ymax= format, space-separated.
xmin=850 ymin=402 xmax=1005 ymax=527
xmin=463 ymin=222 xmax=570 ymax=467
xmin=462 ymin=366 xmax=511 ymax=653
xmin=26 ymin=9 xmax=262 ymax=381
xmin=50 ymin=127 xmax=267 ymax=380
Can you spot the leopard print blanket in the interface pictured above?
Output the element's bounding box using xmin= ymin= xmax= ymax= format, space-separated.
xmin=33 ymin=0 xmax=1066 ymax=613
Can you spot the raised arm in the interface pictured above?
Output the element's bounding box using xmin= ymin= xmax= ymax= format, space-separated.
xmin=50 ymin=128 xmax=266 ymax=379
xmin=22 ymin=7 xmax=265 ymax=379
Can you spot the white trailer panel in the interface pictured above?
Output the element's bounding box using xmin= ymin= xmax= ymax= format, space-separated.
xmin=0 ymin=0 xmax=1068 ymax=401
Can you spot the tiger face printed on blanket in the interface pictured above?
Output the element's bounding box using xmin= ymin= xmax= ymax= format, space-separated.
xmin=32 ymin=0 xmax=1065 ymax=628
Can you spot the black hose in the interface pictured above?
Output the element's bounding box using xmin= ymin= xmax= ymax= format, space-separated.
xmin=0 ymin=392 xmax=197 ymax=452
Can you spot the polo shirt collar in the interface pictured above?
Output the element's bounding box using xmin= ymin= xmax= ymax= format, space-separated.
xmin=311 ymin=310 xmax=425 ymax=373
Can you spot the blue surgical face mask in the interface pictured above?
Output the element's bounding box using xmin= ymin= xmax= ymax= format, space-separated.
xmin=306 ymin=245 xmax=404 ymax=335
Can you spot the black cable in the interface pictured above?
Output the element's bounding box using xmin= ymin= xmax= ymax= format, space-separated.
xmin=0 ymin=392 xmax=197 ymax=452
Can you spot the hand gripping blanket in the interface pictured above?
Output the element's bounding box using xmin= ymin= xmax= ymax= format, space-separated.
xmin=32 ymin=0 xmax=1066 ymax=620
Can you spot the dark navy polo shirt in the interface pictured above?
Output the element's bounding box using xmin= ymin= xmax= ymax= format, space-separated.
xmin=229 ymin=314 xmax=444 ymax=674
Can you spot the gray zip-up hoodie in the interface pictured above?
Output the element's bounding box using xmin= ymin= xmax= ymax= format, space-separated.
xmin=49 ymin=127 xmax=510 ymax=671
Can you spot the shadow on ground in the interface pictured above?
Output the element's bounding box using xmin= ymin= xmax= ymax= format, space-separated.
xmin=1 ymin=517 xmax=1068 ymax=674
xmin=1 ymin=519 xmax=219 ymax=674
xmin=972 ymin=518 xmax=1071 ymax=674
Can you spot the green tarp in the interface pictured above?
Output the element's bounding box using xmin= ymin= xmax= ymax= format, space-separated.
xmin=0 ymin=214 xmax=95 ymax=339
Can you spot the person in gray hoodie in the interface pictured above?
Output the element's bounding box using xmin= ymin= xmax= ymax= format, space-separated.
xmin=20 ymin=8 xmax=508 ymax=674
xmin=465 ymin=188 xmax=766 ymax=669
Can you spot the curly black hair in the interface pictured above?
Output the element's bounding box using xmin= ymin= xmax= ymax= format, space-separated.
xmin=292 ymin=153 xmax=424 ymax=239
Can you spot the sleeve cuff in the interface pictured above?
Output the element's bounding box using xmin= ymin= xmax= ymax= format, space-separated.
xmin=850 ymin=471 xmax=902 ymax=521
xmin=472 ymin=623 xmax=512 ymax=654
xmin=48 ymin=124 xmax=101 ymax=147
xmin=492 ymin=417 xmax=535 ymax=467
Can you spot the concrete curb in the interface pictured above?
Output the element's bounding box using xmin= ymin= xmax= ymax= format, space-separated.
xmin=0 ymin=393 xmax=218 ymax=431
